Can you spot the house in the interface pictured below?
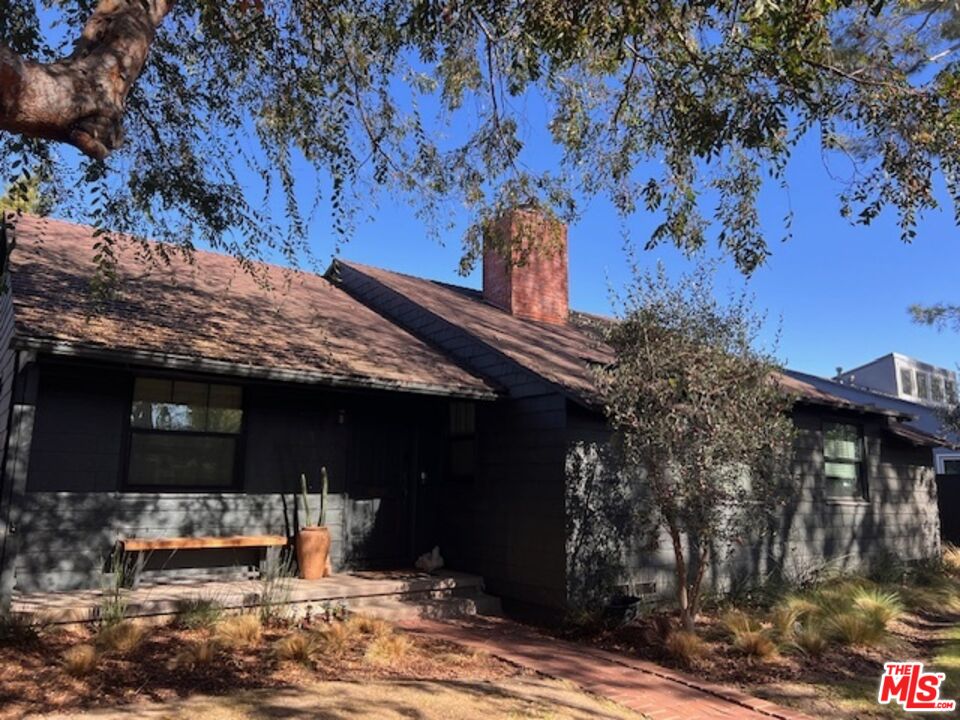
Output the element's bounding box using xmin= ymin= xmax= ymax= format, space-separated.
xmin=792 ymin=367 xmax=960 ymax=544
xmin=0 ymin=214 xmax=497 ymax=602
xmin=0 ymin=211 xmax=945 ymax=615
xmin=834 ymin=354 xmax=960 ymax=477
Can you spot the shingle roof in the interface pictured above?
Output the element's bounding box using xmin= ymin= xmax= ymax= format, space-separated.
xmin=333 ymin=261 xmax=946 ymax=446
xmin=335 ymin=261 xmax=615 ymax=404
xmin=785 ymin=369 xmax=956 ymax=448
xmin=4 ymin=215 xmax=495 ymax=398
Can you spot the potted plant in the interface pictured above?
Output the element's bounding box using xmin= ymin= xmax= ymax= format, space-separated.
xmin=295 ymin=467 xmax=330 ymax=580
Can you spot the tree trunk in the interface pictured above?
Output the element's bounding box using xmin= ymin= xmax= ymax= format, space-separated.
xmin=667 ymin=523 xmax=695 ymax=631
xmin=0 ymin=0 xmax=175 ymax=159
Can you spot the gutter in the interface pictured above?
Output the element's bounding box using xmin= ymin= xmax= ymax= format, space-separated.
xmin=13 ymin=336 xmax=500 ymax=401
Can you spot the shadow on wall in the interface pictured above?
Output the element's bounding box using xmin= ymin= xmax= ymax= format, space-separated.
xmin=565 ymin=440 xmax=643 ymax=607
xmin=565 ymin=423 xmax=942 ymax=610
xmin=12 ymin=492 xmax=302 ymax=592
xmin=725 ymin=430 xmax=940 ymax=594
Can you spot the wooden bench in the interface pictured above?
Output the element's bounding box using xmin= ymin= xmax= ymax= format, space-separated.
xmin=119 ymin=535 xmax=288 ymax=586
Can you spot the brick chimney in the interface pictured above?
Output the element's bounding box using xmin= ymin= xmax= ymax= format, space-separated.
xmin=482 ymin=208 xmax=568 ymax=325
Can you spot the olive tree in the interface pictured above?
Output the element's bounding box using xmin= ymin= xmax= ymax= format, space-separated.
xmin=597 ymin=265 xmax=795 ymax=630
xmin=3 ymin=2 xmax=960 ymax=275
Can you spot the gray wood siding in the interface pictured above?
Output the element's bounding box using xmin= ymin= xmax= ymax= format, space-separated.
xmin=13 ymin=360 xmax=447 ymax=592
xmin=0 ymin=269 xmax=19 ymax=597
xmin=564 ymin=403 xmax=941 ymax=605
xmin=13 ymin=492 xmax=345 ymax=592
xmin=0 ymin=270 xmax=17 ymax=472
xmin=336 ymin=265 xmax=570 ymax=608
xmin=437 ymin=395 xmax=568 ymax=608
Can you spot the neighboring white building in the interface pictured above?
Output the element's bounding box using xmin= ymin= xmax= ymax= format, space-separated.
xmin=835 ymin=353 xmax=958 ymax=407
xmin=834 ymin=353 xmax=959 ymax=475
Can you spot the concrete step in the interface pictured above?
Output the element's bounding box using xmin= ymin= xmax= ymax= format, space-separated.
xmin=12 ymin=570 xmax=501 ymax=625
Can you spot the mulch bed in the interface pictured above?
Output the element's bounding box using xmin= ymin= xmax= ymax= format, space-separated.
xmin=0 ymin=619 xmax=525 ymax=719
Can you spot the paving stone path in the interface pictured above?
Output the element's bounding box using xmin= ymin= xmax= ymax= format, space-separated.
xmin=400 ymin=617 xmax=816 ymax=720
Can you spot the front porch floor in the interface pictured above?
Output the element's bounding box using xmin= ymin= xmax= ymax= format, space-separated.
xmin=11 ymin=570 xmax=498 ymax=624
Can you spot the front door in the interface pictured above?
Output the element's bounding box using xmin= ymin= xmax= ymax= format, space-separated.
xmin=344 ymin=419 xmax=415 ymax=568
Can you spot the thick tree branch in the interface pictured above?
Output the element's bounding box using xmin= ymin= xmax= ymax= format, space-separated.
xmin=0 ymin=0 xmax=174 ymax=160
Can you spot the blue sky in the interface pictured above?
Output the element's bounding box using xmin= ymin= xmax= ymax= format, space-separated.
xmin=287 ymin=129 xmax=959 ymax=380
xmin=32 ymin=6 xmax=956 ymax=379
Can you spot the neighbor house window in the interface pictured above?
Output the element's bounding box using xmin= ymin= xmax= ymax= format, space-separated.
xmin=917 ymin=372 xmax=930 ymax=400
xmin=943 ymin=459 xmax=960 ymax=476
xmin=947 ymin=379 xmax=958 ymax=404
xmin=899 ymin=367 xmax=914 ymax=396
xmin=823 ymin=422 xmax=866 ymax=500
xmin=127 ymin=378 xmax=243 ymax=488
xmin=932 ymin=376 xmax=946 ymax=404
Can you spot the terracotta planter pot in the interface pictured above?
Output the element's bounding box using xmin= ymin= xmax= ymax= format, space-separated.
xmin=295 ymin=526 xmax=331 ymax=580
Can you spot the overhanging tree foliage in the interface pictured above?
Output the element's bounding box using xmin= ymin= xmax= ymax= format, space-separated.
xmin=597 ymin=264 xmax=795 ymax=630
xmin=2 ymin=1 xmax=960 ymax=272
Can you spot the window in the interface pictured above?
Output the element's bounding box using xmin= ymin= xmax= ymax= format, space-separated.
xmin=447 ymin=402 xmax=477 ymax=481
xmin=916 ymin=372 xmax=930 ymax=400
xmin=943 ymin=459 xmax=960 ymax=476
xmin=932 ymin=376 xmax=946 ymax=404
xmin=127 ymin=378 xmax=243 ymax=488
xmin=947 ymin=379 xmax=958 ymax=404
xmin=899 ymin=367 xmax=914 ymax=396
xmin=823 ymin=422 xmax=866 ymax=500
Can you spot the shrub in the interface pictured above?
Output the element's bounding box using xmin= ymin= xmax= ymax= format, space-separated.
xmin=910 ymin=557 xmax=950 ymax=588
xmin=789 ymin=623 xmax=830 ymax=658
xmin=63 ymin=644 xmax=99 ymax=677
xmin=96 ymin=620 xmax=146 ymax=655
xmin=174 ymin=639 xmax=219 ymax=670
xmin=769 ymin=605 xmax=802 ymax=642
xmin=826 ymin=611 xmax=888 ymax=647
xmin=868 ymin=551 xmax=906 ymax=584
xmin=851 ymin=588 xmax=903 ymax=628
xmin=175 ymin=597 xmax=224 ymax=630
xmin=0 ymin=613 xmax=39 ymax=647
xmin=349 ymin=615 xmax=392 ymax=639
xmin=274 ymin=631 xmax=321 ymax=665
xmin=258 ymin=551 xmax=295 ymax=625
xmin=364 ymin=631 xmax=413 ymax=667
xmin=732 ymin=629 xmax=777 ymax=659
xmin=663 ymin=630 xmax=705 ymax=668
xmin=944 ymin=544 xmax=960 ymax=576
xmin=721 ymin=609 xmax=761 ymax=636
xmin=318 ymin=619 xmax=360 ymax=657
xmin=214 ymin=613 xmax=262 ymax=648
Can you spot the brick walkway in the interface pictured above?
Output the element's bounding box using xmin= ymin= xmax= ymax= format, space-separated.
xmin=400 ymin=617 xmax=815 ymax=720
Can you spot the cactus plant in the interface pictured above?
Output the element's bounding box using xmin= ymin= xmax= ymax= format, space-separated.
xmin=318 ymin=466 xmax=328 ymax=527
xmin=299 ymin=473 xmax=312 ymax=528
xmin=299 ymin=467 xmax=329 ymax=527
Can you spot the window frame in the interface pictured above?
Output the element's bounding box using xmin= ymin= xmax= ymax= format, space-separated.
xmin=121 ymin=375 xmax=246 ymax=492
xmin=899 ymin=366 xmax=914 ymax=397
xmin=821 ymin=420 xmax=869 ymax=502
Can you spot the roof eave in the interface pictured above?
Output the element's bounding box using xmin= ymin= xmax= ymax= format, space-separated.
xmin=14 ymin=336 xmax=500 ymax=401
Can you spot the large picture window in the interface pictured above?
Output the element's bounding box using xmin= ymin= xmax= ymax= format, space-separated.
xmin=823 ymin=422 xmax=866 ymax=500
xmin=127 ymin=378 xmax=243 ymax=488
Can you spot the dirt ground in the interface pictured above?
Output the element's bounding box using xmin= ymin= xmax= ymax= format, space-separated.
xmin=563 ymin=584 xmax=960 ymax=720
xmin=0 ymin=619 xmax=530 ymax=719
xmin=27 ymin=678 xmax=645 ymax=720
